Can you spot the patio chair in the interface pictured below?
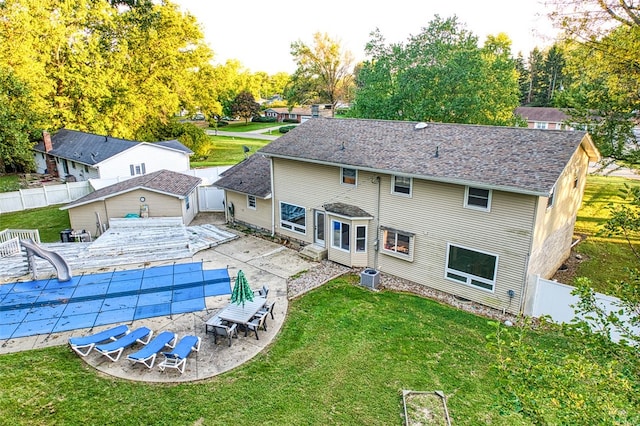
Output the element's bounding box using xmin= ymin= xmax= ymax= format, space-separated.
xmin=95 ymin=326 xmax=153 ymax=362
xmin=68 ymin=324 xmax=129 ymax=357
xmin=126 ymin=331 xmax=176 ymax=369
xmin=253 ymin=284 xmax=269 ymax=297
xmin=205 ymin=315 xmax=229 ymax=334
xmin=258 ymin=300 xmax=276 ymax=321
xmin=246 ymin=313 xmax=267 ymax=340
xmin=158 ymin=335 xmax=201 ymax=374
xmin=212 ymin=323 xmax=238 ymax=347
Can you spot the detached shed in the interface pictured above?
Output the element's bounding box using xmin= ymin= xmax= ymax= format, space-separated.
xmin=61 ymin=170 xmax=201 ymax=236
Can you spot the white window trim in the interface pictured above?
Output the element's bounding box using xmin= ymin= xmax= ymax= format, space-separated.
xmin=534 ymin=121 xmax=548 ymax=129
xmin=445 ymin=243 xmax=498 ymax=293
xmin=464 ymin=186 xmax=492 ymax=212
xmin=247 ymin=195 xmax=256 ymax=210
xmin=280 ymin=201 xmax=306 ymax=234
xmin=356 ymin=225 xmax=367 ymax=253
xmin=380 ymin=228 xmax=414 ymax=261
xmin=547 ymin=185 xmax=555 ymax=209
xmin=331 ymin=220 xmax=350 ymax=252
xmin=341 ymin=167 xmax=357 ymax=186
xmin=391 ymin=175 xmax=412 ymax=197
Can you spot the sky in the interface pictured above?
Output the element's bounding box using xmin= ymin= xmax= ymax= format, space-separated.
xmin=172 ymin=0 xmax=559 ymax=74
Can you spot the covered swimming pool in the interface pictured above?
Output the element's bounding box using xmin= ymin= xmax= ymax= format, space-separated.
xmin=0 ymin=262 xmax=231 ymax=340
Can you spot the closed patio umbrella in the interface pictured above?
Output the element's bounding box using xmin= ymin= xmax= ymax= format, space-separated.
xmin=231 ymin=270 xmax=254 ymax=306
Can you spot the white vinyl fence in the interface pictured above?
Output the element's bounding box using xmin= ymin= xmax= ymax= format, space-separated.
xmin=0 ymin=182 xmax=92 ymax=213
xmin=531 ymin=275 xmax=639 ymax=343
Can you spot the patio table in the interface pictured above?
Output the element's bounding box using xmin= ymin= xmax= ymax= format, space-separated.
xmin=217 ymin=297 xmax=266 ymax=335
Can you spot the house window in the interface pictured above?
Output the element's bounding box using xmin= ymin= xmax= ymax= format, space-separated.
xmin=288 ymin=114 xmax=296 ymax=119
xmin=130 ymin=163 xmax=146 ymax=176
xmin=280 ymin=202 xmax=306 ymax=234
xmin=84 ymin=165 xmax=89 ymax=173
xmin=382 ymin=228 xmax=412 ymax=257
xmin=547 ymin=186 xmax=555 ymax=208
xmin=392 ymin=175 xmax=412 ymax=196
xmin=534 ymin=121 xmax=548 ymax=129
xmin=446 ymin=243 xmax=498 ymax=292
xmin=186 ymin=195 xmax=191 ymax=210
xmin=464 ymin=187 xmax=491 ymax=211
xmin=342 ymin=168 xmax=357 ymax=185
xmin=356 ymin=226 xmax=366 ymax=252
xmin=247 ymin=195 xmax=256 ymax=210
xmin=332 ymin=220 xmax=350 ymax=251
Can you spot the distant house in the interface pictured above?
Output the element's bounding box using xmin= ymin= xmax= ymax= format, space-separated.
xmin=60 ymin=169 xmax=201 ymax=233
xmin=263 ymin=105 xmax=333 ymax=123
xmin=515 ymin=107 xmax=574 ymax=130
xmin=33 ymin=129 xmax=193 ymax=182
xmin=215 ymin=118 xmax=600 ymax=315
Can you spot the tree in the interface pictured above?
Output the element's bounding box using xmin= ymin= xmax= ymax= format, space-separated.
xmin=487 ymin=183 xmax=640 ymax=424
xmin=0 ymin=0 xmax=215 ymax=140
xmin=0 ymin=68 xmax=41 ymax=173
xmin=351 ymin=16 xmax=520 ymax=126
xmin=288 ymin=32 xmax=355 ymax=114
xmin=548 ymin=0 xmax=640 ymax=158
xmin=230 ymin=91 xmax=260 ymax=124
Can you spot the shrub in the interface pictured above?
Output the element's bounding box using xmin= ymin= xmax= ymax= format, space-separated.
xmin=283 ymin=118 xmax=299 ymax=123
xmin=279 ymin=125 xmax=296 ymax=133
xmin=251 ymin=116 xmax=276 ymax=123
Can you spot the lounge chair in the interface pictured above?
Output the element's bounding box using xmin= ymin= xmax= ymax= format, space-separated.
xmin=68 ymin=324 xmax=129 ymax=357
xmin=95 ymin=326 xmax=153 ymax=362
xmin=158 ymin=335 xmax=201 ymax=374
xmin=126 ymin=331 xmax=176 ymax=369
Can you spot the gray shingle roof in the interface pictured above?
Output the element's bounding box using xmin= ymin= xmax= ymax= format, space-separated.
xmin=323 ymin=202 xmax=372 ymax=218
xmin=515 ymin=107 xmax=570 ymax=123
xmin=62 ymin=169 xmax=201 ymax=209
xmin=213 ymin=154 xmax=272 ymax=198
xmin=259 ymin=118 xmax=598 ymax=196
xmin=33 ymin=129 xmax=192 ymax=165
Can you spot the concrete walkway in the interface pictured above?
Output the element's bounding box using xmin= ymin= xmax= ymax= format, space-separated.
xmin=0 ymin=219 xmax=317 ymax=383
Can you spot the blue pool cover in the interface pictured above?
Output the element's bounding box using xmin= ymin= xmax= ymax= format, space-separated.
xmin=0 ymin=262 xmax=231 ymax=340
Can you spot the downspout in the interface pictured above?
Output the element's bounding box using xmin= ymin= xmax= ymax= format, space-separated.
xmin=519 ymin=196 xmax=538 ymax=314
xmin=270 ymin=157 xmax=276 ymax=237
xmin=373 ymin=176 xmax=381 ymax=270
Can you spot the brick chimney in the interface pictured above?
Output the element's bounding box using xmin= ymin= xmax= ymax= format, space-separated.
xmin=43 ymin=131 xmax=52 ymax=152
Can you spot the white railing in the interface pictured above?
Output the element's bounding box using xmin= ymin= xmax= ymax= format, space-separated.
xmin=0 ymin=229 xmax=40 ymax=257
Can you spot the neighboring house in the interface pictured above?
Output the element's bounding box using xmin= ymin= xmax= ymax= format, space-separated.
xmin=60 ymin=169 xmax=201 ymax=234
xmin=33 ymin=129 xmax=193 ymax=182
xmin=515 ymin=106 xmax=574 ymax=130
xmin=263 ymin=105 xmax=333 ymax=123
xmin=215 ymin=118 xmax=600 ymax=315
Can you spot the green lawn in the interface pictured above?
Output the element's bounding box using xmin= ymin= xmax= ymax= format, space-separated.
xmin=0 ymin=278 xmax=557 ymax=425
xmin=191 ymin=136 xmax=271 ymax=167
xmin=572 ymin=175 xmax=640 ymax=291
xmin=0 ymin=174 xmax=21 ymax=192
xmin=214 ymin=121 xmax=283 ymax=133
xmin=0 ymin=205 xmax=70 ymax=242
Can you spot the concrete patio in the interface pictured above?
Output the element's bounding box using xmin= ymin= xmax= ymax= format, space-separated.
xmin=0 ymin=214 xmax=324 ymax=382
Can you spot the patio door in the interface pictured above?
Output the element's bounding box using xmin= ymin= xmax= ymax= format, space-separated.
xmin=314 ymin=210 xmax=325 ymax=247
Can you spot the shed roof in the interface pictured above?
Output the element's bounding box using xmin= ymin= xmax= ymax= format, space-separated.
xmin=259 ymin=118 xmax=600 ymax=196
xmin=213 ymin=154 xmax=271 ymax=198
xmin=61 ymin=169 xmax=201 ymax=210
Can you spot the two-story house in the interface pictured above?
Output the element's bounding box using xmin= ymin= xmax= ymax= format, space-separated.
xmin=214 ymin=118 xmax=600 ymax=315
xmin=33 ymin=129 xmax=193 ymax=182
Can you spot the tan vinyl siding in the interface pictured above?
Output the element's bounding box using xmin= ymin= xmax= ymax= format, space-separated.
xmin=271 ymin=158 xmax=536 ymax=313
xmin=225 ymin=190 xmax=272 ymax=232
xmin=68 ymin=202 xmax=108 ymax=234
xmin=528 ymin=146 xmax=590 ymax=279
xmin=376 ymin=176 xmax=534 ymax=313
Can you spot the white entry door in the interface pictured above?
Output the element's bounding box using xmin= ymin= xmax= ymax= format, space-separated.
xmin=314 ymin=210 xmax=325 ymax=247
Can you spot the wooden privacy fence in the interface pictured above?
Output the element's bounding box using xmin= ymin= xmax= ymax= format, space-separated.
xmin=0 ymin=182 xmax=92 ymax=213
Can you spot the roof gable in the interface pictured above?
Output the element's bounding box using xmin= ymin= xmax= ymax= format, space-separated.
xmin=259 ymin=118 xmax=599 ymax=196
xmin=213 ymin=154 xmax=271 ymax=198
xmin=62 ymin=169 xmax=202 ymax=209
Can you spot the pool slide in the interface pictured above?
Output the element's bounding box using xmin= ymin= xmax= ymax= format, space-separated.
xmin=20 ymin=239 xmax=73 ymax=282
